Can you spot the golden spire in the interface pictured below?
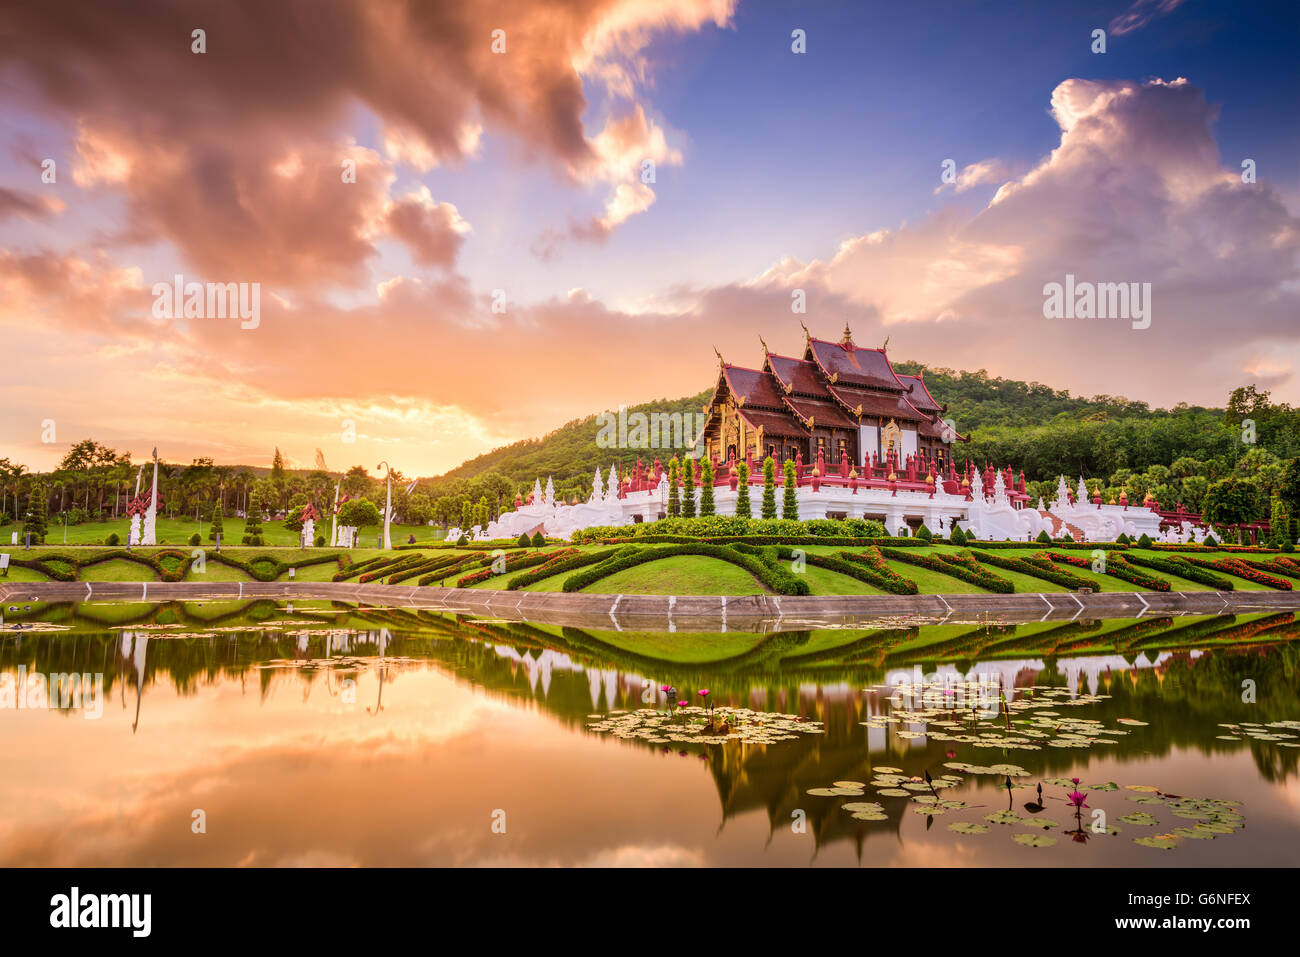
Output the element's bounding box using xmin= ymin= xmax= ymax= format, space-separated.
xmin=881 ymin=335 xmax=890 ymax=352
xmin=758 ymin=334 xmax=770 ymax=356
xmin=840 ymin=322 xmax=853 ymax=346
xmin=714 ymin=346 xmax=725 ymax=369
xmin=799 ymin=319 xmax=810 ymax=342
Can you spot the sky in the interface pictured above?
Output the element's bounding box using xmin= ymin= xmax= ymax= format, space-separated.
xmin=1 ymin=0 xmax=1298 ymax=476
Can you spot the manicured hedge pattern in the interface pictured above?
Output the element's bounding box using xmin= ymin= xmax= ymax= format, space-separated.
xmin=457 ymin=548 xmax=576 ymax=587
xmin=970 ymin=549 xmax=1093 ymax=590
xmin=560 ymin=543 xmax=810 ymax=595
xmin=1043 ymin=550 xmax=1170 ymax=591
xmin=1185 ymin=556 xmax=1292 ymax=590
xmin=881 ymin=546 xmax=1015 ymax=593
xmin=830 ymin=546 xmax=920 ymax=595
xmin=1124 ymin=553 xmax=1234 ymax=590
xmin=506 ymin=550 xmax=614 ymax=590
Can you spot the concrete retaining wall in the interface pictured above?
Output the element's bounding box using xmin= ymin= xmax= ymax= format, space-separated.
xmin=4 ymin=579 xmax=1297 ymax=632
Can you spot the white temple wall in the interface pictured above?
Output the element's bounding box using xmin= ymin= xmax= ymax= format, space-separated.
xmin=858 ymin=425 xmax=878 ymax=465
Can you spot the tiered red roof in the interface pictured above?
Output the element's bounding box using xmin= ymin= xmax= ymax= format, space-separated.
xmin=709 ymin=325 xmax=965 ymax=442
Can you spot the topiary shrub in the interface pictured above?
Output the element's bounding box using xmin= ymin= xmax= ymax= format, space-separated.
xmin=1058 ymin=533 xmax=1074 ymax=543
xmin=1035 ymin=530 xmax=1052 ymax=544
xmin=531 ymin=531 xmax=545 ymax=547
xmin=1116 ymin=532 xmax=1130 ymax=544
xmin=518 ymin=532 xmax=531 ymax=548
xmin=781 ymin=460 xmax=799 ymax=521
xmin=950 ymin=525 xmax=966 ymax=545
xmin=188 ymin=532 xmax=202 ymax=546
xmin=105 ymin=532 xmax=121 ymax=546
xmin=761 ymin=457 xmax=777 ymax=520
xmin=916 ymin=524 xmax=933 ymax=542
xmin=314 ymin=534 xmax=326 ymax=547
xmin=1137 ymin=533 xmax=1153 ymax=548
xmin=457 ymin=534 xmax=469 ymax=546
xmin=1203 ymin=533 xmax=1218 ymax=547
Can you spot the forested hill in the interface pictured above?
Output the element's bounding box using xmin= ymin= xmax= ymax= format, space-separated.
xmin=433 ymin=390 xmax=712 ymax=490
xmin=888 ymin=361 xmax=1159 ymax=429
xmin=430 ymin=362 xmax=1298 ymax=500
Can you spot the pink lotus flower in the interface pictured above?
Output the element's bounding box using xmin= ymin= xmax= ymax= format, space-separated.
xmin=676 ymin=700 xmax=688 ymax=707
xmin=1066 ymin=790 xmax=1088 ymax=809
xmin=698 ymin=689 xmax=710 ymax=697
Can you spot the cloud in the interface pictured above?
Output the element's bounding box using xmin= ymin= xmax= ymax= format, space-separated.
xmin=3 ymin=74 xmax=1296 ymax=475
xmin=0 ymin=187 xmax=64 ymax=221
xmin=933 ymin=158 xmax=1013 ymax=196
xmin=383 ymin=186 xmax=472 ymax=269
xmin=1109 ymin=0 xmax=1187 ymax=37
xmin=3 ymin=0 xmax=731 ymax=281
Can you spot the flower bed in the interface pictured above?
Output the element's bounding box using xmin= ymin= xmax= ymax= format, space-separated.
xmin=826 ymin=546 xmax=919 ymax=594
xmin=1124 ymin=553 xmax=1234 ymax=590
xmin=1241 ymin=558 xmax=1300 ymax=581
xmin=880 ymin=546 xmax=1014 ymax=593
xmin=506 ymin=549 xmax=616 ymax=590
xmin=457 ymin=548 xmax=576 ymax=587
xmin=970 ymin=549 xmax=1092 ymax=589
xmin=1043 ymin=550 xmax=1170 ymax=591
xmin=1185 ymin=556 xmax=1292 ymax=590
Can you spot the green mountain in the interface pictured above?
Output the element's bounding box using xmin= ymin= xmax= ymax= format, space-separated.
xmin=428 ymin=363 xmax=1298 ymax=508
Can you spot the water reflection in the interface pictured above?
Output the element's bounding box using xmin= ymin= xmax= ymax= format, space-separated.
xmin=0 ymin=600 xmax=1297 ymax=866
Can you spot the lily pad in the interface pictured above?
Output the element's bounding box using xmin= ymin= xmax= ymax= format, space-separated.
xmin=985 ymin=810 xmax=1022 ymax=825
xmin=948 ymin=822 xmax=990 ymax=835
xmin=1012 ymin=833 xmax=1057 ymax=847
xmin=1134 ymin=836 xmax=1176 ymax=849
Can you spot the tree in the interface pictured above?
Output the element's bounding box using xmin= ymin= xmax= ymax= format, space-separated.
xmin=699 ymin=458 xmax=715 ymax=516
xmin=761 ymin=457 xmax=777 ymax=519
xmin=342 ymin=465 xmax=371 ymax=498
xmin=1202 ymin=477 xmax=1261 ymax=543
xmin=667 ymin=458 xmax=681 ymax=517
xmin=24 ymin=476 xmax=48 ymax=543
xmin=337 ymin=498 xmax=381 ymax=531
xmin=241 ymin=486 xmax=263 ymax=544
xmin=518 ymin=532 xmax=531 ymax=548
xmin=681 ymin=458 xmax=696 ymax=518
xmin=209 ymin=503 xmax=224 ymax=542
xmin=1269 ymin=495 xmax=1291 ymax=547
xmin=1279 ymin=459 xmax=1300 ymax=533
xmin=531 ymin=530 xmax=545 ymax=547
xmin=782 ymin=459 xmax=799 ymax=520
xmin=735 ymin=462 xmax=751 ymax=518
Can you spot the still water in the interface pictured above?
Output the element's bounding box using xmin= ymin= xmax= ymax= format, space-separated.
xmin=1 ymin=599 xmax=1297 ymax=866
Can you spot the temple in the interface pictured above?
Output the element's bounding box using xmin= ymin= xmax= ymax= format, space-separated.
xmin=456 ymin=325 xmax=1184 ymax=545
xmin=701 ymin=323 xmax=964 ymax=475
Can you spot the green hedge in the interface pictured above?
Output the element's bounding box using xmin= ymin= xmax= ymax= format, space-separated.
xmin=506 ymin=550 xmax=615 ymax=590
xmin=881 ymin=546 xmax=1015 ymax=593
xmin=1125 ymin=553 xmax=1234 ymax=590
xmin=970 ymin=549 xmax=1093 ymax=590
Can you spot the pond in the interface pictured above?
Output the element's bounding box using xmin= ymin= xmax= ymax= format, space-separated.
xmin=1 ymin=599 xmax=1297 ymax=866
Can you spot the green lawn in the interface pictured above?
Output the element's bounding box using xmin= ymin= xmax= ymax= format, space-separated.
xmin=581 ymin=555 xmax=770 ymax=595
xmin=4 ymin=517 xmax=444 ymax=548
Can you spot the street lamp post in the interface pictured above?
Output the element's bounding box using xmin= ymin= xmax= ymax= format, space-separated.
xmin=376 ymin=461 xmax=393 ymax=550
